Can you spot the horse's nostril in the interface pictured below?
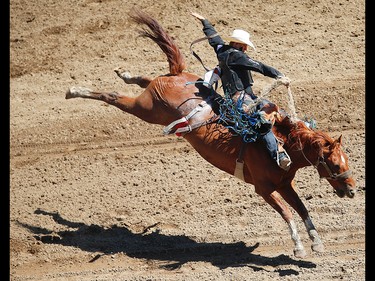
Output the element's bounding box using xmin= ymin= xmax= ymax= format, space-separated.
xmin=348 ymin=189 xmax=356 ymax=198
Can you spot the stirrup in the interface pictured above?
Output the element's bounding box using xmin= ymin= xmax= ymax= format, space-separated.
xmin=277 ymin=151 xmax=291 ymax=171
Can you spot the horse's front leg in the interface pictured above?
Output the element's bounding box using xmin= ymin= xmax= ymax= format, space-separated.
xmin=114 ymin=67 xmax=152 ymax=88
xmin=256 ymin=188 xmax=307 ymax=258
xmin=277 ymin=181 xmax=324 ymax=254
xmin=304 ymin=216 xmax=324 ymax=252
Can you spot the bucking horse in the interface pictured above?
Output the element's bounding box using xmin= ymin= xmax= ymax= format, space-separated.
xmin=65 ymin=9 xmax=356 ymax=258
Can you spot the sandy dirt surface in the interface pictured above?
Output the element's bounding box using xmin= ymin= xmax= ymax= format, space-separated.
xmin=10 ymin=0 xmax=365 ymax=280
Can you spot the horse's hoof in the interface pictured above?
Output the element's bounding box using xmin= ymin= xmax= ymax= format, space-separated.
xmin=65 ymin=88 xmax=73 ymax=99
xmin=311 ymin=243 xmax=325 ymax=253
xmin=114 ymin=67 xmax=130 ymax=79
xmin=294 ymin=248 xmax=307 ymax=259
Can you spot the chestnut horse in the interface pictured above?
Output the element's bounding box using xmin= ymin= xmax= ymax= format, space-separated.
xmin=65 ymin=9 xmax=356 ymax=258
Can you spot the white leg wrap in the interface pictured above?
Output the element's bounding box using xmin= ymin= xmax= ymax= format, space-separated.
xmin=304 ymin=217 xmax=324 ymax=252
xmin=288 ymin=220 xmax=306 ymax=258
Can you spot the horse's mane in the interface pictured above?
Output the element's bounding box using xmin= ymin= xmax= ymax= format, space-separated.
xmin=288 ymin=121 xmax=335 ymax=152
xmin=129 ymin=9 xmax=186 ymax=75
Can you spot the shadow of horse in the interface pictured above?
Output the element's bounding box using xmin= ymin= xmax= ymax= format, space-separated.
xmin=17 ymin=209 xmax=316 ymax=276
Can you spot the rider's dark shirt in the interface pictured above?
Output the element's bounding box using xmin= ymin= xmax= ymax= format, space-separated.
xmin=200 ymin=19 xmax=284 ymax=96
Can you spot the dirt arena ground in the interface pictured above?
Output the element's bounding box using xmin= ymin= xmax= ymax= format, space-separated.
xmin=10 ymin=0 xmax=365 ymax=280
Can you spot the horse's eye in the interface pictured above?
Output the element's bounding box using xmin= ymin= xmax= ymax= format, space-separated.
xmin=343 ymin=146 xmax=351 ymax=154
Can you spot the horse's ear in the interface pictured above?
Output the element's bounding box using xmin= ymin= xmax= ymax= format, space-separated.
xmin=337 ymin=135 xmax=342 ymax=145
xmin=331 ymin=135 xmax=342 ymax=150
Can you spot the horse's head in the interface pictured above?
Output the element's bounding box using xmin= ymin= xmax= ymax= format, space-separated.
xmin=316 ymin=135 xmax=356 ymax=198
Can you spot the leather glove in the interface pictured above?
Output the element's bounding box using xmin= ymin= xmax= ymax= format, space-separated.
xmin=278 ymin=76 xmax=291 ymax=86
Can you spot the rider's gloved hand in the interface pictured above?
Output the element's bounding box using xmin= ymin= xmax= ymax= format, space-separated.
xmin=277 ymin=76 xmax=291 ymax=87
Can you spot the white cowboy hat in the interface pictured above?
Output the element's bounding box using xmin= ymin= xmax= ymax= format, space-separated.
xmin=224 ymin=29 xmax=256 ymax=50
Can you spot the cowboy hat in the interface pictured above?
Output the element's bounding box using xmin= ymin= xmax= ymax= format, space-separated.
xmin=224 ymin=29 xmax=256 ymax=50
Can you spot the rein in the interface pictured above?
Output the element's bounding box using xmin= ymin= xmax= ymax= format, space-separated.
xmin=297 ymin=137 xmax=352 ymax=181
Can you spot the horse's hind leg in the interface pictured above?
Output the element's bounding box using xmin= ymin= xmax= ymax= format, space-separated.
xmin=66 ymin=87 xmax=120 ymax=102
xmin=114 ymin=67 xmax=152 ymax=88
xmin=65 ymin=87 xmax=135 ymax=114
xmin=66 ymin=87 xmax=95 ymax=100
xmin=66 ymin=86 xmax=158 ymax=124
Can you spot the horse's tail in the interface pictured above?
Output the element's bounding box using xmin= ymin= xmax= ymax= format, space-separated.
xmin=129 ymin=9 xmax=187 ymax=75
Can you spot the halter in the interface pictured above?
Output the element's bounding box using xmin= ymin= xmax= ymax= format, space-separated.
xmin=315 ymin=156 xmax=352 ymax=181
xmin=298 ymin=137 xmax=352 ymax=181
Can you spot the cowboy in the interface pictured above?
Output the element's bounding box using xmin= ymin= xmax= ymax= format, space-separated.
xmin=191 ymin=12 xmax=292 ymax=171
